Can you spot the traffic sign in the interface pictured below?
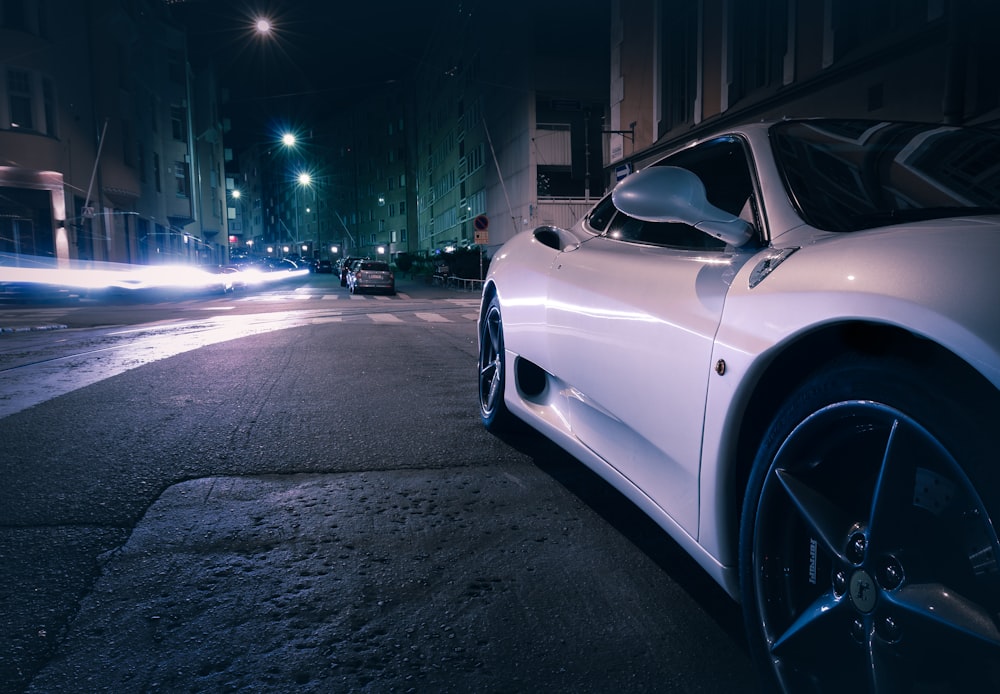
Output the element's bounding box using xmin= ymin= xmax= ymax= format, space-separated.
xmin=473 ymin=214 xmax=489 ymax=231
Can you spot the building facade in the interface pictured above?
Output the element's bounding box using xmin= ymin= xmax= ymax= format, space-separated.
xmin=0 ymin=0 xmax=228 ymax=270
xmin=228 ymin=0 xmax=998 ymax=278
xmin=610 ymin=0 xmax=1000 ymax=172
xmin=409 ymin=1 xmax=611 ymax=259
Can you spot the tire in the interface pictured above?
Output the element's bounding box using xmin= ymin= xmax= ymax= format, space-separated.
xmin=739 ymin=356 xmax=1000 ymax=693
xmin=478 ymin=295 xmax=515 ymax=431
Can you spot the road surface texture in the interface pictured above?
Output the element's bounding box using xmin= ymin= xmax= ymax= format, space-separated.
xmin=1 ymin=277 xmax=757 ymax=692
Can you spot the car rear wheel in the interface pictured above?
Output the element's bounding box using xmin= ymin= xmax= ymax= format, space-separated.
xmin=739 ymin=357 xmax=1000 ymax=693
xmin=478 ymin=296 xmax=514 ymax=431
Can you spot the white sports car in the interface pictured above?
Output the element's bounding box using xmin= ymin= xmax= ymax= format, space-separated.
xmin=477 ymin=119 xmax=1000 ymax=692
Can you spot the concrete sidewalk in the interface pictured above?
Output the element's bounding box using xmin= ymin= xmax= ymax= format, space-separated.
xmin=23 ymin=468 xmax=755 ymax=693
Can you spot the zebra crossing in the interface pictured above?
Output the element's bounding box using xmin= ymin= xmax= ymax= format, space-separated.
xmin=234 ymin=289 xmax=481 ymax=325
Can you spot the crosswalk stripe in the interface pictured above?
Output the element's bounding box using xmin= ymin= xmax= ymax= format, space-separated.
xmin=369 ymin=313 xmax=404 ymax=323
xmin=415 ymin=312 xmax=450 ymax=323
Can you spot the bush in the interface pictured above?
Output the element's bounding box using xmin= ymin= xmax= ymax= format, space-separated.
xmin=440 ymin=247 xmax=487 ymax=279
xmin=395 ymin=253 xmax=415 ymax=273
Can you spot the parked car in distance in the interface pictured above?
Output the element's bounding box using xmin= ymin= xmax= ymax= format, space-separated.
xmin=316 ymin=259 xmax=333 ymax=274
xmin=478 ymin=118 xmax=1000 ymax=693
xmin=339 ymin=256 xmax=360 ymax=286
xmin=348 ymin=260 xmax=395 ymax=295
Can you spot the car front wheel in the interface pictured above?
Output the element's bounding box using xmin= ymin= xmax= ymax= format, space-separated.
xmin=478 ymin=296 xmax=514 ymax=431
xmin=740 ymin=357 xmax=1000 ymax=693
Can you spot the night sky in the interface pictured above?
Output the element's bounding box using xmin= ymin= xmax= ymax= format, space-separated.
xmin=170 ymin=0 xmax=466 ymax=144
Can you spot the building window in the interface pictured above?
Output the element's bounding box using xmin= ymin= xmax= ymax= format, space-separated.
xmin=7 ymin=68 xmax=33 ymax=129
xmin=175 ymin=161 xmax=190 ymax=198
xmin=660 ymin=0 xmax=699 ymax=134
xmin=153 ymin=152 xmax=162 ymax=192
xmin=42 ymin=77 xmax=55 ymax=135
xmin=729 ymin=0 xmax=789 ymax=104
xmin=122 ymin=119 xmax=133 ymax=166
xmin=828 ymin=0 xmax=930 ymax=62
xmin=467 ymin=142 xmax=485 ymax=173
xmin=171 ymin=105 xmax=187 ymax=141
xmin=168 ymin=49 xmax=185 ymax=85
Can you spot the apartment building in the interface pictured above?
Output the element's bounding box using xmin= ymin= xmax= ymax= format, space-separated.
xmin=0 ymin=0 xmax=228 ymax=268
xmin=409 ymin=1 xmax=611 ymax=257
xmin=610 ymin=0 xmax=1000 ymax=170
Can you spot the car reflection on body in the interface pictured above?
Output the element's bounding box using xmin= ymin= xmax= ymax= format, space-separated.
xmin=477 ymin=118 xmax=1000 ymax=692
xmin=347 ymin=260 xmax=395 ymax=295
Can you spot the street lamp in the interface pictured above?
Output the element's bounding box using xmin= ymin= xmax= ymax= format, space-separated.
xmin=293 ymin=170 xmax=313 ymax=249
xmin=229 ymin=188 xmax=246 ymax=249
xmin=295 ymin=171 xmax=319 ymax=259
xmin=253 ymin=17 xmax=273 ymax=35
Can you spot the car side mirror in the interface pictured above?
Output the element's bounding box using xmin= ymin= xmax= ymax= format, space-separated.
xmin=611 ymin=166 xmax=755 ymax=247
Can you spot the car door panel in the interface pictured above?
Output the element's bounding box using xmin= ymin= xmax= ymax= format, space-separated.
xmin=545 ymin=236 xmax=754 ymax=534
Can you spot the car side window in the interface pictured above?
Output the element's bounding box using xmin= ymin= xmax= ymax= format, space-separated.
xmin=586 ymin=194 xmax=617 ymax=232
xmin=606 ymin=135 xmax=757 ymax=250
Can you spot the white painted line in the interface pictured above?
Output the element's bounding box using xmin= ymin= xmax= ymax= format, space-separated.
xmin=415 ymin=312 xmax=450 ymax=323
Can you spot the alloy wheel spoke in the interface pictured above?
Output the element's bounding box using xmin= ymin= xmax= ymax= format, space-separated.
xmin=867 ymin=416 xmax=928 ymax=546
xmin=771 ymin=589 xmax=845 ymax=654
xmin=486 ymin=363 xmax=501 ymax=410
xmin=487 ymin=314 xmax=501 ymax=352
xmin=479 ymin=309 xmax=503 ymax=413
xmin=774 ymin=467 xmax=853 ymax=562
xmin=883 ymin=581 xmax=1000 ymax=650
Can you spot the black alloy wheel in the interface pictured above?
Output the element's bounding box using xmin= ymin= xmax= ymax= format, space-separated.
xmin=740 ymin=357 xmax=1000 ymax=693
xmin=478 ymin=296 xmax=513 ymax=431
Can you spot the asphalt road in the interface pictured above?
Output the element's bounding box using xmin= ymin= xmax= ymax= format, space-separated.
xmin=0 ymin=274 xmax=758 ymax=692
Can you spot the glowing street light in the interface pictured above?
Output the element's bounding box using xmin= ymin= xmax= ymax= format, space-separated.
xmin=254 ymin=17 xmax=273 ymax=35
xmin=292 ymin=170 xmax=314 ymax=245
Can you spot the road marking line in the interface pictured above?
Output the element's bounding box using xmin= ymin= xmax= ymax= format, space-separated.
xmin=415 ymin=312 xmax=450 ymax=323
xmin=369 ymin=313 xmax=403 ymax=323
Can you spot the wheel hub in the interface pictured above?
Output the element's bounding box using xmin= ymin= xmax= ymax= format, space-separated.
xmin=848 ymin=568 xmax=878 ymax=613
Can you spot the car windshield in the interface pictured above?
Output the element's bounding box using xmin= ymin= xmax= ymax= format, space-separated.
xmin=771 ymin=120 xmax=1000 ymax=232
